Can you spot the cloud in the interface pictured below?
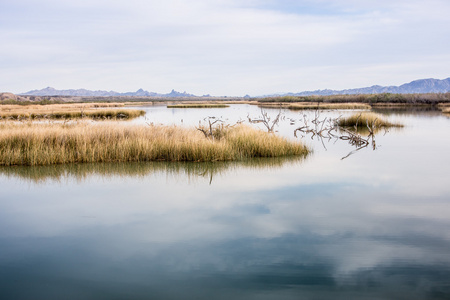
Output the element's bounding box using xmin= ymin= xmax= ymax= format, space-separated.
xmin=1 ymin=0 xmax=449 ymax=95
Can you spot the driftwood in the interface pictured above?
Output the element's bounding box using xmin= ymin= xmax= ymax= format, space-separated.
xmin=196 ymin=117 xmax=223 ymax=140
xmin=247 ymin=108 xmax=281 ymax=132
xmin=294 ymin=111 xmax=380 ymax=159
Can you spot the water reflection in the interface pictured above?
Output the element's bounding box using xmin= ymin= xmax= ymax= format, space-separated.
xmin=0 ymin=157 xmax=305 ymax=184
xmin=1 ymin=109 xmax=450 ymax=299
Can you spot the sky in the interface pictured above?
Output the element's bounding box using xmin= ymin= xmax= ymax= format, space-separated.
xmin=1 ymin=0 xmax=449 ymax=96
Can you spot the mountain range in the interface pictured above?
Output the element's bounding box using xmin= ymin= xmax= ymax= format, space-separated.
xmin=21 ymin=78 xmax=450 ymax=97
xmin=276 ymin=77 xmax=450 ymax=97
xmin=22 ymin=87 xmax=197 ymax=97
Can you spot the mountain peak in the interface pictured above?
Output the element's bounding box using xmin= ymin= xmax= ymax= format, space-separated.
xmin=20 ymin=87 xmax=198 ymax=98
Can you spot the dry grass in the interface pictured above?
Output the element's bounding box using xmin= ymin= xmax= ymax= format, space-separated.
xmin=442 ymin=107 xmax=450 ymax=115
xmin=0 ymin=103 xmax=144 ymax=120
xmin=288 ymin=102 xmax=371 ymax=110
xmin=258 ymin=92 xmax=450 ymax=104
xmin=0 ymin=103 xmax=124 ymax=112
xmin=167 ymin=104 xmax=230 ymax=108
xmin=337 ymin=112 xmax=403 ymax=128
xmin=256 ymin=102 xmax=371 ymax=110
xmin=0 ymin=123 xmax=309 ymax=166
xmin=370 ymin=103 xmax=433 ymax=108
xmin=437 ymin=103 xmax=450 ymax=115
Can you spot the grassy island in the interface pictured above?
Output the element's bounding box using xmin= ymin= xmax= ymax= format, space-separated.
xmin=0 ymin=103 xmax=145 ymax=120
xmin=167 ymin=104 xmax=230 ymax=108
xmin=0 ymin=123 xmax=309 ymax=166
xmin=337 ymin=112 xmax=403 ymax=128
xmin=257 ymin=102 xmax=371 ymax=110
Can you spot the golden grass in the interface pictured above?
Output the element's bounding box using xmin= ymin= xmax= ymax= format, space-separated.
xmin=257 ymin=102 xmax=371 ymax=110
xmin=0 ymin=103 xmax=124 ymax=112
xmin=258 ymin=92 xmax=450 ymax=104
xmin=337 ymin=112 xmax=403 ymax=128
xmin=0 ymin=123 xmax=309 ymax=166
xmin=167 ymin=104 xmax=230 ymax=108
xmin=371 ymin=103 xmax=430 ymax=107
xmin=0 ymin=103 xmax=144 ymax=120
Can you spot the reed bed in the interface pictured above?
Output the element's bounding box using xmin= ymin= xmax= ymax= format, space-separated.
xmin=0 ymin=103 xmax=141 ymax=120
xmin=256 ymin=102 xmax=371 ymax=110
xmin=0 ymin=103 xmax=124 ymax=112
xmin=0 ymin=123 xmax=309 ymax=166
xmin=0 ymin=109 xmax=144 ymax=120
xmin=337 ymin=112 xmax=403 ymax=128
xmin=437 ymin=103 xmax=450 ymax=115
xmin=288 ymin=102 xmax=371 ymax=110
xmin=442 ymin=107 xmax=450 ymax=115
xmin=258 ymin=92 xmax=450 ymax=104
xmin=167 ymin=104 xmax=230 ymax=108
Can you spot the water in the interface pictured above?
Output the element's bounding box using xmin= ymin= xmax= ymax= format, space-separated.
xmin=1 ymin=106 xmax=450 ymax=299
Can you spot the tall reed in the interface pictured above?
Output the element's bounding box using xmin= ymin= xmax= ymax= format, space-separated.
xmin=167 ymin=104 xmax=230 ymax=108
xmin=0 ymin=109 xmax=145 ymax=120
xmin=0 ymin=123 xmax=309 ymax=166
xmin=337 ymin=112 xmax=403 ymax=128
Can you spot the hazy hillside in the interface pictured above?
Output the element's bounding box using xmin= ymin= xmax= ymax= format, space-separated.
xmin=18 ymin=77 xmax=450 ymax=97
xmin=276 ymin=78 xmax=450 ymax=97
xmin=22 ymin=87 xmax=196 ymax=97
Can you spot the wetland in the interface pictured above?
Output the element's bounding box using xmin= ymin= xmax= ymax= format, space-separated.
xmin=0 ymin=103 xmax=449 ymax=299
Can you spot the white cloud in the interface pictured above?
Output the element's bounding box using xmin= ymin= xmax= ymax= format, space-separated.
xmin=1 ymin=0 xmax=449 ymax=95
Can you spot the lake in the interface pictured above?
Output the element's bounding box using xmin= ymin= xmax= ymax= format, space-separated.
xmin=1 ymin=105 xmax=450 ymax=299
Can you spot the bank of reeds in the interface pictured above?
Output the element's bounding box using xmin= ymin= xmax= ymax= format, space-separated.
xmin=337 ymin=112 xmax=403 ymax=128
xmin=0 ymin=107 xmax=144 ymax=120
xmin=0 ymin=123 xmax=309 ymax=166
xmin=0 ymin=103 xmax=124 ymax=110
xmin=441 ymin=107 xmax=450 ymax=115
xmin=258 ymin=92 xmax=450 ymax=105
xmin=167 ymin=104 xmax=230 ymax=108
xmin=257 ymin=102 xmax=371 ymax=110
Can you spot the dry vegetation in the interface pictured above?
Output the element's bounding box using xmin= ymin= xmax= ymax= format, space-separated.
xmin=337 ymin=112 xmax=403 ymax=128
xmin=437 ymin=103 xmax=450 ymax=115
xmin=257 ymin=102 xmax=371 ymax=110
xmin=0 ymin=122 xmax=309 ymax=166
xmin=258 ymin=92 xmax=450 ymax=105
xmin=0 ymin=103 xmax=144 ymax=120
xmin=167 ymin=104 xmax=230 ymax=108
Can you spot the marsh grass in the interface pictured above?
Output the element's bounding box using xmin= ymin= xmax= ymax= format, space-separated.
xmin=442 ymin=107 xmax=450 ymax=115
xmin=289 ymin=102 xmax=371 ymax=110
xmin=437 ymin=103 xmax=450 ymax=115
xmin=256 ymin=102 xmax=371 ymax=110
xmin=337 ymin=112 xmax=403 ymax=128
xmin=167 ymin=104 xmax=230 ymax=108
xmin=0 ymin=123 xmax=309 ymax=166
xmin=0 ymin=103 xmax=124 ymax=111
xmin=0 ymin=104 xmax=144 ymax=120
xmin=258 ymin=93 xmax=450 ymax=104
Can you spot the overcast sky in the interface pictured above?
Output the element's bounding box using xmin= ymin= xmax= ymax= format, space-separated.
xmin=1 ymin=0 xmax=449 ymax=96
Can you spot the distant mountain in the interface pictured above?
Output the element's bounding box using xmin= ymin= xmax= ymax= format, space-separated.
xmin=274 ymin=78 xmax=450 ymax=97
xmin=20 ymin=78 xmax=450 ymax=98
xmin=21 ymin=87 xmax=197 ymax=97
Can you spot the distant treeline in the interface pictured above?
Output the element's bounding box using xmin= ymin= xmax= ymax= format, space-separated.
xmin=257 ymin=93 xmax=450 ymax=104
xmin=2 ymin=93 xmax=450 ymax=105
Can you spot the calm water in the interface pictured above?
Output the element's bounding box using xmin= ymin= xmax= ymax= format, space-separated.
xmin=1 ymin=106 xmax=450 ymax=299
